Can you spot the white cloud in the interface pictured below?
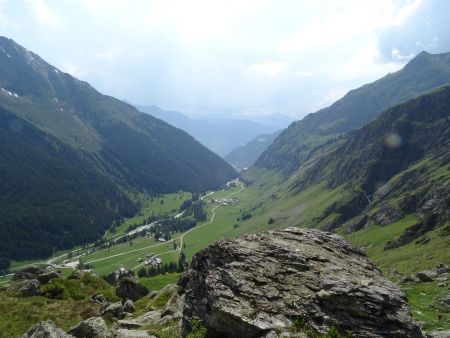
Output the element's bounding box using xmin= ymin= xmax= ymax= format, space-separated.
xmin=391 ymin=48 xmax=414 ymax=61
xmin=247 ymin=61 xmax=288 ymax=78
xmin=26 ymin=0 xmax=59 ymax=25
xmin=294 ymin=70 xmax=313 ymax=78
xmin=0 ymin=0 xmax=445 ymax=118
xmin=95 ymin=47 xmax=122 ymax=61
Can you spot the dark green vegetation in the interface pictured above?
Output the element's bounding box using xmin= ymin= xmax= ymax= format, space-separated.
xmin=224 ymin=130 xmax=282 ymax=170
xmin=257 ymin=51 xmax=450 ymax=173
xmin=0 ymin=36 xmax=236 ymax=260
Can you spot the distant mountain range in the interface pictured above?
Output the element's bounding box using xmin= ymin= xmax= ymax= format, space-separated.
xmin=256 ymin=51 xmax=450 ymax=173
xmin=224 ymin=130 xmax=282 ymax=171
xmin=136 ymin=104 xmax=291 ymax=157
xmin=0 ymin=36 xmax=236 ymax=260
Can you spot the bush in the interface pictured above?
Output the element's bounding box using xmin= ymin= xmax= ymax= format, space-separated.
xmin=42 ymin=280 xmax=67 ymax=299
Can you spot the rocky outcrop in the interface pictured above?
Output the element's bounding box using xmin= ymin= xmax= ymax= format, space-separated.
xmin=442 ymin=295 xmax=450 ymax=307
xmin=68 ymin=317 xmax=110 ymax=338
xmin=13 ymin=266 xmax=60 ymax=283
xmin=180 ymin=228 xmax=424 ymax=338
xmin=371 ymin=205 xmax=404 ymax=226
xmin=13 ymin=266 xmax=46 ymax=281
xmin=37 ymin=271 xmax=60 ymax=284
xmin=427 ymin=331 xmax=450 ymax=338
xmin=9 ymin=279 xmax=41 ymax=296
xmin=416 ymin=270 xmax=438 ymax=282
xmin=102 ymin=300 xmax=135 ymax=319
xmin=115 ymin=272 xmax=149 ymax=301
xmin=21 ymin=320 xmax=74 ymax=338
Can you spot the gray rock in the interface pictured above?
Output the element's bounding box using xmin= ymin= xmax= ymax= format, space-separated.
xmin=437 ymin=282 xmax=448 ymax=288
xmin=116 ymin=320 xmax=143 ymax=329
xmin=68 ymin=317 xmax=110 ymax=338
xmin=122 ymin=299 xmax=135 ymax=314
xmin=102 ymin=302 xmax=124 ymax=319
xmin=115 ymin=274 xmax=149 ymax=301
xmin=91 ymin=293 xmax=108 ymax=305
xmin=399 ymin=275 xmax=420 ymax=284
xmin=436 ymin=264 xmax=449 ymax=275
xmin=36 ymin=271 xmax=60 ymax=284
xmin=161 ymin=292 xmax=184 ymax=319
xmin=442 ymin=295 xmax=450 ymax=307
xmin=372 ymin=205 xmax=404 ymax=226
xmin=113 ymin=329 xmax=153 ymax=338
xmin=9 ymin=279 xmax=41 ymax=296
xmin=13 ymin=266 xmax=46 ymax=281
xmin=21 ymin=320 xmax=74 ymax=338
xmin=427 ymin=330 xmax=450 ymax=338
xmin=416 ymin=270 xmax=438 ymax=282
xmin=102 ymin=300 xmax=135 ymax=319
xmin=132 ymin=310 xmax=162 ymax=326
xmin=181 ymin=228 xmax=424 ymax=338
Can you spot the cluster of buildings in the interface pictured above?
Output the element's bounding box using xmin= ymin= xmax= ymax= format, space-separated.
xmin=215 ymin=197 xmax=239 ymax=206
xmin=139 ymin=254 xmax=162 ymax=267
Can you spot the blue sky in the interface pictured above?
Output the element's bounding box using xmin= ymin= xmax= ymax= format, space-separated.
xmin=0 ymin=0 xmax=449 ymax=119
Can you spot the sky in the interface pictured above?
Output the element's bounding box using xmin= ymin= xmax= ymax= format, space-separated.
xmin=0 ymin=0 xmax=449 ymax=119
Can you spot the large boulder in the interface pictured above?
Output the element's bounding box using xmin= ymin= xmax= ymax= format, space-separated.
xmin=13 ymin=266 xmax=46 ymax=281
xmin=68 ymin=317 xmax=110 ymax=338
xmin=416 ymin=270 xmax=438 ymax=282
xmin=21 ymin=320 xmax=74 ymax=338
xmin=102 ymin=300 xmax=135 ymax=319
xmin=37 ymin=271 xmax=60 ymax=284
xmin=427 ymin=331 xmax=450 ymax=338
xmin=181 ymin=228 xmax=424 ymax=338
xmin=9 ymin=279 xmax=41 ymax=296
xmin=115 ymin=273 xmax=149 ymax=301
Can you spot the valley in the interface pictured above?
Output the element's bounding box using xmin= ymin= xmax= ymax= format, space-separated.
xmin=0 ymin=18 xmax=450 ymax=336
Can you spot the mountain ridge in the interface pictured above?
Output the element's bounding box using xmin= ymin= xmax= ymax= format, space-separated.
xmin=256 ymin=51 xmax=450 ymax=173
xmin=0 ymin=36 xmax=237 ymax=260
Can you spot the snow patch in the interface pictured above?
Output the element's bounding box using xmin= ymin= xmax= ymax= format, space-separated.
xmin=1 ymin=87 xmax=19 ymax=98
xmin=0 ymin=47 xmax=11 ymax=58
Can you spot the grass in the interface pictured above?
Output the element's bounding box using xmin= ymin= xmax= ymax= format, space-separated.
xmin=139 ymin=273 xmax=181 ymax=291
xmin=7 ymin=173 xmax=449 ymax=332
xmin=405 ymin=281 xmax=450 ymax=331
xmin=347 ymin=216 xmax=450 ymax=329
xmin=0 ymin=274 xmax=118 ymax=337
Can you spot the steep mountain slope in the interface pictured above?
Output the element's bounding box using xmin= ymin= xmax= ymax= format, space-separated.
xmin=224 ymin=130 xmax=282 ymax=170
xmin=240 ymin=87 xmax=450 ymax=328
xmin=243 ymin=86 xmax=450 ymax=269
xmin=256 ymin=51 xmax=450 ymax=173
xmin=293 ymin=85 xmax=450 ymax=233
xmin=137 ymin=105 xmax=282 ymax=156
xmin=0 ymin=36 xmax=236 ymax=260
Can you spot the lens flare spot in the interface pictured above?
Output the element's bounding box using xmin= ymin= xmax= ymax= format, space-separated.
xmin=384 ymin=133 xmax=402 ymax=148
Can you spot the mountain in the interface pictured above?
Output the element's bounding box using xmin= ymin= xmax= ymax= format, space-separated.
xmin=292 ymin=85 xmax=450 ymax=232
xmin=224 ymin=130 xmax=282 ymax=171
xmin=136 ymin=105 xmax=282 ymax=157
xmin=256 ymin=51 xmax=450 ymax=173
xmin=243 ymin=85 xmax=450 ymax=281
xmin=0 ymin=36 xmax=237 ymax=260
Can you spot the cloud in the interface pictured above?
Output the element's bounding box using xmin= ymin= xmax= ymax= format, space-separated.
xmin=1 ymin=0 xmax=449 ymax=120
xmin=247 ymin=61 xmax=288 ymax=78
xmin=95 ymin=47 xmax=122 ymax=61
xmin=378 ymin=0 xmax=450 ymax=61
xmin=26 ymin=0 xmax=59 ymax=25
